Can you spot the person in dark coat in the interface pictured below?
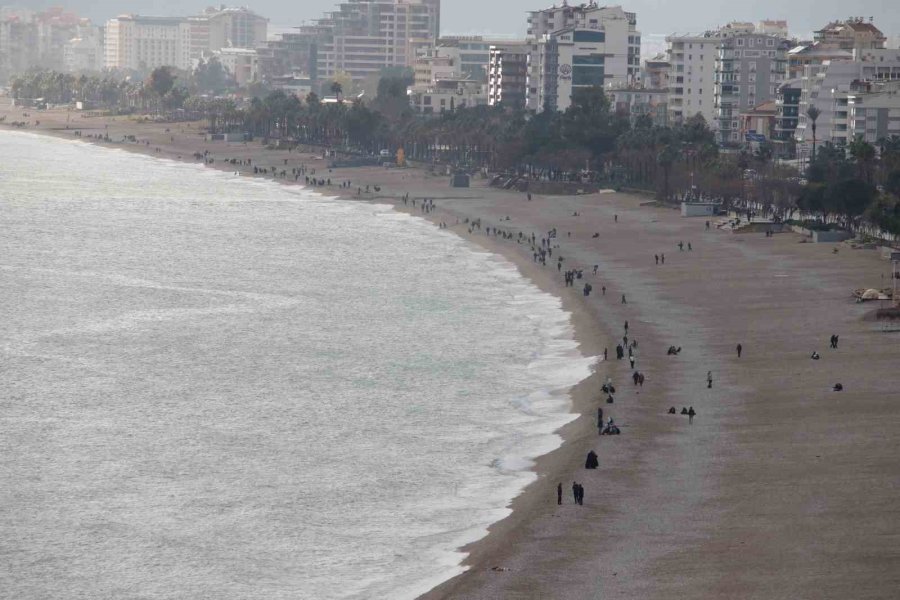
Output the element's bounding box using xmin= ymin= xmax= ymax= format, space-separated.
xmin=557 ymin=482 xmax=563 ymax=505
xmin=737 ymin=343 xmax=743 ymax=358
xmin=688 ymin=406 xmax=696 ymax=424
xmin=585 ymin=450 xmax=599 ymax=469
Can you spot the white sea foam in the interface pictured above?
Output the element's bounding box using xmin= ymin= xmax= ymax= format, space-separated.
xmin=0 ymin=130 xmax=594 ymax=599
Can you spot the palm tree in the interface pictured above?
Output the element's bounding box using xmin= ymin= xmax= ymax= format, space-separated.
xmin=848 ymin=135 xmax=877 ymax=183
xmin=657 ymin=144 xmax=680 ymax=201
xmin=806 ymin=105 xmax=821 ymax=163
xmin=330 ymin=81 xmax=343 ymax=103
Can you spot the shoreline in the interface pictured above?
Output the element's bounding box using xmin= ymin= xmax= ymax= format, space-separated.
xmin=4 ymin=106 xmax=900 ymax=599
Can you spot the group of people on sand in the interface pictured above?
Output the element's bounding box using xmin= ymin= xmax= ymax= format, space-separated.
xmin=559 ymin=481 xmax=585 ymax=505
xmin=669 ymin=406 xmax=697 ymax=423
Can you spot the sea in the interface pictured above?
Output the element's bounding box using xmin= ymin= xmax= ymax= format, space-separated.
xmin=0 ymin=130 xmax=593 ymax=599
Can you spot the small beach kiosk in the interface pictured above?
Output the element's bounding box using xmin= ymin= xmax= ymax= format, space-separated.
xmin=681 ymin=201 xmax=718 ymax=217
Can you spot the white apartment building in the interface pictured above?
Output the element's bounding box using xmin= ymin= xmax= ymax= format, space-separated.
xmin=526 ymin=3 xmax=641 ymax=88
xmin=414 ymin=46 xmax=463 ymax=86
xmin=714 ymin=29 xmax=792 ymax=143
xmin=843 ymin=80 xmax=900 ymax=144
xmin=105 ymin=8 xmax=267 ymax=73
xmin=527 ymin=27 xmax=609 ymax=112
xmin=314 ymin=0 xmax=440 ymax=82
xmin=105 ymin=15 xmax=193 ymax=71
xmin=64 ymin=28 xmax=104 ymax=73
xmin=666 ymin=33 xmax=718 ymax=125
xmin=796 ymin=50 xmax=900 ymax=150
xmin=436 ymin=36 xmax=508 ymax=82
xmin=204 ymin=7 xmax=267 ymax=52
xmin=216 ymin=47 xmax=259 ymax=85
xmin=409 ymin=78 xmax=487 ymax=114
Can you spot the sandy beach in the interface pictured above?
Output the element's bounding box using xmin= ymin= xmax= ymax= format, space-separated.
xmin=4 ymin=105 xmax=900 ymax=599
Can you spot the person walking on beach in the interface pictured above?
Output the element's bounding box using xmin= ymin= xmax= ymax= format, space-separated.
xmin=737 ymin=343 xmax=743 ymax=358
xmin=572 ymin=482 xmax=579 ymax=504
xmin=707 ymin=371 xmax=713 ymax=389
xmin=688 ymin=406 xmax=696 ymax=424
xmin=622 ymin=294 xmax=627 ymax=304
xmin=661 ymin=253 xmax=665 ymax=264
xmin=655 ymin=254 xmax=659 ymax=265
xmin=557 ymin=482 xmax=563 ymax=505
xmin=604 ymin=348 xmax=608 ymax=361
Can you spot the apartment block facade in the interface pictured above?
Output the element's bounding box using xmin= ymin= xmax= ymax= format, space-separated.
xmin=527 ymin=3 xmax=640 ymax=88
xmin=666 ymin=33 xmax=718 ymax=125
xmin=488 ymin=43 xmax=528 ymax=108
xmin=104 ymin=8 xmax=267 ymax=73
xmin=527 ymin=27 xmax=610 ymax=112
xmin=714 ymin=31 xmax=791 ymax=143
xmin=314 ymin=0 xmax=440 ymax=81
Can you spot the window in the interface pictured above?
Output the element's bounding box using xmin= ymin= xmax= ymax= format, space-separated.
xmin=573 ymin=55 xmax=604 ymax=65
xmin=573 ymin=30 xmax=605 ymax=43
xmin=767 ymin=38 xmax=774 ymax=46
xmin=736 ymin=38 xmax=744 ymax=47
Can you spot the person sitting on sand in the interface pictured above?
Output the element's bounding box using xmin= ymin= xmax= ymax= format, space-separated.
xmin=668 ymin=407 xmax=677 ymax=414
xmin=811 ymin=351 xmax=821 ymax=360
xmin=585 ymin=450 xmax=599 ymax=469
xmin=833 ymin=383 xmax=844 ymax=391
xmin=681 ymin=407 xmax=688 ymax=415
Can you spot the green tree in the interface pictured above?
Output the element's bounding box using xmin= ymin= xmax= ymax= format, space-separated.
xmin=149 ymin=66 xmax=176 ymax=110
xmin=806 ymin=105 xmax=821 ymax=162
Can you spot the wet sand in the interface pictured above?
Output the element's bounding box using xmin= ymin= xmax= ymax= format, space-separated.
xmin=4 ymin=105 xmax=900 ymax=599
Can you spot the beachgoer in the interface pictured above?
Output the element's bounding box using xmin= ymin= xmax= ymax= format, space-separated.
xmin=557 ymin=482 xmax=563 ymax=504
xmin=707 ymin=371 xmax=713 ymax=388
xmin=621 ymin=294 xmax=627 ymax=304
xmin=572 ymin=482 xmax=579 ymax=504
xmin=811 ymin=351 xmax=820 ymax=360
xmin=688 ymin=407 xmax=696 ymax=424
xmin=737 ymin=343 xmax=743 ymax=358
xmin=585 ymin=450 xmax=599 ymax=469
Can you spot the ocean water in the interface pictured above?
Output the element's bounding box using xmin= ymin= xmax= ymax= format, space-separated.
xmin=0 ymin=131 xmax=593 ymax=599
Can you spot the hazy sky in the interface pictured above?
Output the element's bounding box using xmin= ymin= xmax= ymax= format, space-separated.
xmin=9 ymin=0 xmax=899 ymax=39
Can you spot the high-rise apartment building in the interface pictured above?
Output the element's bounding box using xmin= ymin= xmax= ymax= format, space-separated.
xmin=1 ymin=7 xmax=87 ymax=81
xmin=488 ymin=43 xmax=528 ymax=108
xmin=666 ymin=33 xmax=718 ymax=125
xmin=527 ymin=3 xmax=641 ymax=88
xmin=104 ymin=7 xmax=267 ymax=73
xmin=713 ymin=29 xmax=791 ymax=143
xmin=312 ymin=0 xmax=441 ymax=81
xmin=105 ymin=16 xmax=193 ymax=71
xmin=527 ymin=27 xmax=610 ymax=112
xmin=795 ymin=49 xmax=900 ymax=151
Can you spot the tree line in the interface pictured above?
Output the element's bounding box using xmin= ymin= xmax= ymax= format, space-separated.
xmin=8 ymin=68 xmax=900 ymax=237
